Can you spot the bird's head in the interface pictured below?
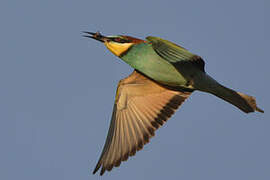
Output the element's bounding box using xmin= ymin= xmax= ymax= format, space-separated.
xmin=83 ymin=31 xmax=146 ymax=57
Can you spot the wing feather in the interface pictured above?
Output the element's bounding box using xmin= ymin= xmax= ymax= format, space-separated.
xmin=146 ymin=36 xmax=205 ymax=72
xmin=93 ymin=70 xmax=192 ymax=175
xmin=122 ymin=111 xmax=132 ymax=158
xmin=125 ymin=110 xmax=137 ymax=156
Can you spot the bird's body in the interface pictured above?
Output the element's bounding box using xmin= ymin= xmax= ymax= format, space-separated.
xmin=120 ymin=42 xmax=189 ymax=86
xmin=83 ymin=31 xmax=263 ymax=175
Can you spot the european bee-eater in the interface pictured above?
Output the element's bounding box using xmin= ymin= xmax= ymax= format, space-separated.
xmin=84 ymin=31 xmax=263 ymax=175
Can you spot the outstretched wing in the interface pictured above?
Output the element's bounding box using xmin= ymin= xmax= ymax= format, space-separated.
xmin=93 ymin=70 xmax=192 ymax=175
xmin=146 ymin=36 xmax=205 ymax=72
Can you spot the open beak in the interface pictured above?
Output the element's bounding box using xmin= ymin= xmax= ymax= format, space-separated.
xmin=82 ymin=31 xmax=109 ymax=43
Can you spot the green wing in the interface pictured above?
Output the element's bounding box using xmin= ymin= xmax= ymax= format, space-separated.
xmin=146 ymin=36 xmax=205 ymax=72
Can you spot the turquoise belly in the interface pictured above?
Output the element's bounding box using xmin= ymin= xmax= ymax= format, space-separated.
xmin=121 ymin=43 xmax=188 ymax=86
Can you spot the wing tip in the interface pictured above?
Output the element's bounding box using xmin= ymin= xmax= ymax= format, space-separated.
xmin=92 ymin=165 xmax=106 ymax=176
xmin=92 ymin=164 xmax=100 ymax=175
xmin=256 ymin=107 xmax=264 ymax=113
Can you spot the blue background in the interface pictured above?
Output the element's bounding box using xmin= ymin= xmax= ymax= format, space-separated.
xmin=1 ymin=0 xmax=269 ymax=179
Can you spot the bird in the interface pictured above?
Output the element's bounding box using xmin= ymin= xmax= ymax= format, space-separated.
xmin=83 ymin=31 xmax=263 ymax=175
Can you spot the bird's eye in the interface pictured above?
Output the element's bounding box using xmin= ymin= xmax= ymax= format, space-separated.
xmin=115 ymin=38 xmax=122 ymax=42
xmin=113 ymin=37 xmax=129 ymax=43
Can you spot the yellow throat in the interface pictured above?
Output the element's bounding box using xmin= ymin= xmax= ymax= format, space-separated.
xmin=104 ymin=41 xmax=133 ymax=57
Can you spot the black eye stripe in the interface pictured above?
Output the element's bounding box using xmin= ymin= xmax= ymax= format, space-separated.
xmin=113 ymin=37 xmax=131 ymax=43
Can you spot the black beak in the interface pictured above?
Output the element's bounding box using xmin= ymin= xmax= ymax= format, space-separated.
xmin=82 ymin=31 xmax=109 ymax=43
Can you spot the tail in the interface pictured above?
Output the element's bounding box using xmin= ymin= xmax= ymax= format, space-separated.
xmin=194 ymin=73 xmax=264 ymax=113
xmin=210 ymin=84 xmax=264 ymax=113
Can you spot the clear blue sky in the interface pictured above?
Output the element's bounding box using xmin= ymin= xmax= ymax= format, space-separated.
xmin=0 ymin=0 xmax=269 ymax=179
